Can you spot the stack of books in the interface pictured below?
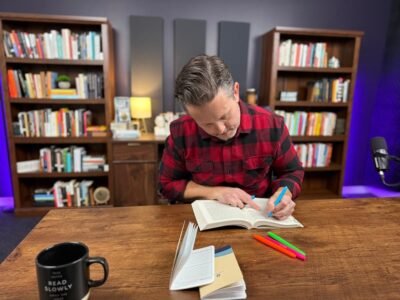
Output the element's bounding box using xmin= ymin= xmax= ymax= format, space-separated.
xmin=169 ymin=222 xmax=247 ymax=299
xmin=50 ymin=88 xmax=79 ymax=99
xmin=280 ymin=91 xmax=298 ymax=102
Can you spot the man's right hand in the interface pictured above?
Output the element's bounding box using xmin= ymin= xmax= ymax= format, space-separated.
xmin=209 ymin=187 xmax=261 ymax=210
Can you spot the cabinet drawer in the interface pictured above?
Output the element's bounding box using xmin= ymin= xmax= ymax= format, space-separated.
xmin=113 ymin=143 xmax=157 ymax=161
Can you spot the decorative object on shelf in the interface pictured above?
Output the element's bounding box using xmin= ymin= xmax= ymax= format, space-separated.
xmin=56 ymin=74 xmax=71 ymax=89
xmin=328 ymin=56 xmax=340 ymax=68
xmin=246 ymin=88 xmax=257 ymax=105
xmin=154 ymin=112 xmax=180 ymax=137
xmin=113 ymin=96 xmax=131 ymax=123
xmin=130 ymin=97 xmax=152 ymax=133
xmin=93 ymin=187 xmax=111 ymax=205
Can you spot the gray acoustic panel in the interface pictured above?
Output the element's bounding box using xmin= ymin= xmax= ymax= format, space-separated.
xmin=218 ymin=21 xmax=250 ymax=99
xmin=174 ymin=19 xmax=206 ymax=112
xmin=130 ymin=16 xmax=164 ymax=121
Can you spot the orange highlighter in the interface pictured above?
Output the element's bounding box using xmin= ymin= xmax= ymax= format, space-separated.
xmin=253 ymin=234 xmax=296 ymax=258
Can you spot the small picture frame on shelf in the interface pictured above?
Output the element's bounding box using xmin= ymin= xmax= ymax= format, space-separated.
xmin=114 ymin=96 xmax=131 ymax=123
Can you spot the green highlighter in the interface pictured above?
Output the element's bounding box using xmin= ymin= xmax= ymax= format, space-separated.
xmin=267 ymin=231 xmax=306 ymax=256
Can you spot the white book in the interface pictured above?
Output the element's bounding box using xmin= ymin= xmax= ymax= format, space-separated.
xmin=169 ymin=222 xmax=214 ymax=291
xmin=192 ymin=198 xmax=303 ymax=231
xmin=16 ymin=159 xmax=40 ymax=173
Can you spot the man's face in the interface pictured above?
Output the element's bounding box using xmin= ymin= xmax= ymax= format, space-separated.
xmin=185 ymin=82 xmax=241 ymax=141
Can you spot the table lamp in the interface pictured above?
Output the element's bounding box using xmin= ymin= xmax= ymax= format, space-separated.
xmin=130 ymin=97 xmax=152 ymax=133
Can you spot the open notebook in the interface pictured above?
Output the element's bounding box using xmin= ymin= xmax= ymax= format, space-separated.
xmin=192 ymin=198 xmax=303 ymax=231
xmin=169 ymin=221 xmax=215 ymax=290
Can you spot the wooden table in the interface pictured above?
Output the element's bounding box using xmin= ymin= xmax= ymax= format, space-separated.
xmin=1 ymin=198 xmax=399 ymax=299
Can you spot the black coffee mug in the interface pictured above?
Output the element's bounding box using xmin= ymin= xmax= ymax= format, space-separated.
xmin=36 ymin=242 xmax=109 ymax=300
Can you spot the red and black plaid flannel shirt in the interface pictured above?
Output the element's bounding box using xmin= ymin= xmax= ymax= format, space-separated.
xmin=159 ymin=100 xmax=304 ymax=202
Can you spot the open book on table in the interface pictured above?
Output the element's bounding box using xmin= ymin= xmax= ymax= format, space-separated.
xmin=192 ymin=198 xmax=303 ymax=231
xmin=169 ymin=221 xmax=215 ymax=290
xmin=199 ymin=245 xmax=246 ymax=300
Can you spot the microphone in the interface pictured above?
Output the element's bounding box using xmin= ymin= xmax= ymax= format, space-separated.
xmin=370 ymin=136 xmax=389 ymax=173
xmin=370 ymin=136 xmax=400 ymax=187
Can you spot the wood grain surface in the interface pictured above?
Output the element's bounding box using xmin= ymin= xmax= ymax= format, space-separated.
xmin=1 ymin=198 xmax=399 ymax=299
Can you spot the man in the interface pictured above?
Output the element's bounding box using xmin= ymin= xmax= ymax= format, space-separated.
xmin=159 ymin=55 xmax=304 ymax=220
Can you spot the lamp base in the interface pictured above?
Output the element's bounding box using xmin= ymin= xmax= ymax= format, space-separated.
xmin=132 ymin=118 xmax=148 ymax=134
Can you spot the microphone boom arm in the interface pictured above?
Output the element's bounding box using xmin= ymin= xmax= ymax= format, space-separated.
xmin=375 ymin=153 xmax=400 ymax=187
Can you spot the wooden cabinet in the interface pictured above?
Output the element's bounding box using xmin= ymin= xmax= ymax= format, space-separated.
xmin=259 ymin=27 xmax=363 ymax=199
xmin=0 ymin=13 xmax=115 ymax=215
xmin=112 ymin=136 xmax=165 ymax=206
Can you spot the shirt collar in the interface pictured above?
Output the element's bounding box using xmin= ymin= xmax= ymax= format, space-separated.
xmin=198 ymin=100 xmax=253 ymax=140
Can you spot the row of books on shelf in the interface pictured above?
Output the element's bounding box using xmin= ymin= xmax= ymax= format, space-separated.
xmin=275 ymin=110 xmax=337 ymax=136
xmin=294 ymin=143 xmax=333 ymax=168
xmin=3 ymin=29 xmax=103 ymax=60
xmin=308 ymin=78 xmax=350 ymax=103
xmin=16 ymin=146 xmax=107 ymax=174
xmin=33 ymin=180 xmax=95 ymax=208
xmin=7 ymin=69 xmax=104 ymax=99
xmin=15 ymin=108 xmax=92 ymax=137
xmin=278 ymin=40 xmax=329 ymax=68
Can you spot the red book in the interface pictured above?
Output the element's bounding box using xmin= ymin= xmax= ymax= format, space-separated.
xmin=7 ymin=70 xmax=18 ymax=98
xmin=11 ymin=30 xmax=23 ymax=58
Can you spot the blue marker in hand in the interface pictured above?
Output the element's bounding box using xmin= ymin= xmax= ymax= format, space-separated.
xmin=268 ymin=186 xmax=288 ymax=217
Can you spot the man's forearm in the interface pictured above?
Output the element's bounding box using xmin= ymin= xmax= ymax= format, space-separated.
xmin=183 ymin=181 xmax=217 ymax=200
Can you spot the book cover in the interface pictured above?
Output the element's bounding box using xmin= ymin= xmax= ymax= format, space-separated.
xmin=199 ymin=246 xmax=246 ymax=300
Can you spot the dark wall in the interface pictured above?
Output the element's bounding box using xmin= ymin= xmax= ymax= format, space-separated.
xmin=0 ymin=0 xmax=393 ymax=196
xmin=365 ymin=0 xmax=400 ymax=189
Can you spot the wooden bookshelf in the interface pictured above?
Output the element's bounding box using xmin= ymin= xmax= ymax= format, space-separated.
xmin=0 ymin=12 xmax=115 ymax=215
xmin=259 ymin=26 xmax=363 ymax=199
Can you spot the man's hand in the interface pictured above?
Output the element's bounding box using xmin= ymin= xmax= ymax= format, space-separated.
xmin=265 ymin=187 xmax=296 ymax=220
xmin=210 ymin=187 xmax=260 ymax=210
xmin=183 ymin=181 xmax=260 ymax=210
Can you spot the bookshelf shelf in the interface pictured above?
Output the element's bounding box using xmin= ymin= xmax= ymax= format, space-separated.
xmin=17 ymin=171 xmax=109 ymax=178
xmin=303 ymin=164 xmax=342 ymax=172
xmin=0 ymin=12 xmax=115 ymax=215
xmin=5 ymin=57 xmax=104 ymax=66
xmin=259 ymin=26 xmax=363 ymax=199
xmin=10 ymin=98 xmax=106 ymax=105
xmin=274 ymin=101 xmax=349 ymax=108
xmin=277 ymin=66 xmax=353 ymax=73
xmin=291 ymin=135 xmax=345 ymax=142
xmin=13 ymin=137 xmax=110 ymax=144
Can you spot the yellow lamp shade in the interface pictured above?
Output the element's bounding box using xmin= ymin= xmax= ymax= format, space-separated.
xmin=130 ymin=97 xmax=152 ymax=119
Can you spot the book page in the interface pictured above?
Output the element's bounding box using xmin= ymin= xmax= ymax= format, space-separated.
xmin=171 ymin=246 xmax=215 ymax=290
xmin=170 ymin=222 xmax=215 ymax=290
xmin=247 ymin=198 xmax=304 ymax=228
xmin=193 ymin=200 xmax=253 ymax=230
xmin=173 ymin=222 xmax=197 ymax=277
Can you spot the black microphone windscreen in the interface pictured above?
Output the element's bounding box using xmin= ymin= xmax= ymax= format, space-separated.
xmin=371 ymin=136 xmax=387 ymax=153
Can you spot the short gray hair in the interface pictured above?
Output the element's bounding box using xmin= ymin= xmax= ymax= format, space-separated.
xmin=175 ymin=55 xmax=234 ymax=107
